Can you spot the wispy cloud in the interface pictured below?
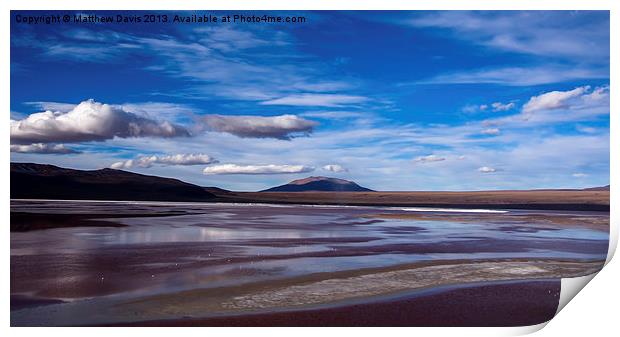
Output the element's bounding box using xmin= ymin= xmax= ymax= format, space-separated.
xmin=481 ymin=128 xmax=500 ymax=135
xmin=260 ymin=94 xmax=368 ymax=107
xmin=414 ymin=155 xmax=446 ymax=163
xmin=401 ymin=11 xmax=609 ymax=87
xmin=408 ymin=11 xmax=609 ymax=61
xmin=300 ymin=111 xmax=366 ymax=120
xmin=16 ymin=25 xmax=365 ymax=106
xmin=415 ymin=66 xmax=608 ymax=86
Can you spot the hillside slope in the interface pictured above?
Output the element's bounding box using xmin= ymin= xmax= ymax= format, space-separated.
xmin=11 ymin=162 xmax=216 ymax=202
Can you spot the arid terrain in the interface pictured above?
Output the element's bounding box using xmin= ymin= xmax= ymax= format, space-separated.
xmin=228 ymin=190 xmax=609 ymax=211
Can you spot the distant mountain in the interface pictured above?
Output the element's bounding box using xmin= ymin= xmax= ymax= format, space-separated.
xmin=261 ymin=176 xmax=373 ymax=192
xmin=583 ymin=185 xmax=610 ymax=191
xmin=11 ymin=162 xmax=216 ymax=202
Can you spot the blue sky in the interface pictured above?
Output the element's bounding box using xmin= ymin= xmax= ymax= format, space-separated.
xmin=10 ymin=11 xmax=610 ymax=191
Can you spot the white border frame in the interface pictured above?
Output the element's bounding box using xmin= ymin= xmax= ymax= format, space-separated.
xmin=3 ymin=1 xmax=617 ymax=336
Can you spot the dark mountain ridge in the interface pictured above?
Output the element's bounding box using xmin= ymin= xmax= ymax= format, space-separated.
xmin=11 ymin=162 xmax=216 ymax=201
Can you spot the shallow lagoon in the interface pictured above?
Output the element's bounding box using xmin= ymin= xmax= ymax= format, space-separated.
xmin=10 ymin=200 xmax=608 ymax=325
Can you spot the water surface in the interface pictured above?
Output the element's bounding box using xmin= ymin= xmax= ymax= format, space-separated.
xmin=10 ymin=200 xmax=609 ymax=325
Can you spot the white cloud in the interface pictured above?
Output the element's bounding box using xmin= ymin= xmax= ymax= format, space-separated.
xmin=414 ymin=155 xmax=446 ymax=163
xmin=18 ymin=112 xmax=609 ymax=191
xmin=11 ymin=99 xmax=189 ymax=144
xmin=481 ymin=128 xmax=500 ymax=135
xmin=28 ymin=101 xmax=196 ymax=125
xmin=25 ymin=101 xmax=77 ymax=112
xmin=416 ymin=66 xmax=607 ymax=86
xmin=491 ymin=102 xmax=515 ymax=112
xmin=322 ymin=164 xmax=348 ymax=173
xmin=292 ymin=81 xmax=353 ymax=92
xmin=260 ymin=94 xmax=368 ymax=107
xmin=194 ymin=26 xmax=276 ymax=52
xmin=203 ymin=164 xmax=314 ymax=175
xmin=478 ymin=166 xmax=496 ymax=173
xmin=572 ymin=173 xmax=588 ymax=178
xmin=408 ymin=11 xmax=609 ymax=61
xmin=119 ymin=102 xmax=196 ymax=124
xmin=575 ymin=125 xmax=598 ymax=134
xmin=301 ymin=111 xmax=364 ymax=119
xmin=463 ymin=102 xmax=515 ymax=114
xmin=110 ymin=160 xmax=134 ymax=170
xmin=152 ymin=154 xmax=217 ymax=166
xmin=522 ymin=86 xmax=590 ymax=114
xmin=111 ymin=153 xmax=217 ymax=169
xmin=10 ymin=143 xmax=79 ymax=154
xmin=483 ymin=85 xmax=610 ymax=125
xmin=203 ymin=114 xmax=318 ymax=139
xmin=26 ymin=27 xmax=361 ymax=108
xmin=462 ymin=104 xmax=488 ymax=113
xmin=584 ymin=85 xmax=610 ymax=102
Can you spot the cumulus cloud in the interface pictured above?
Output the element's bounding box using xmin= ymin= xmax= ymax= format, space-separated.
xmin=202 ymin=114 xmax=318 ymax=140
xmin=522 ymin=86 xmax=590 ymax=114
xmin=203 ymin=164 xmax=314 ymax=175
xmin=322 ymin=164 xmax=348 ymax=173
xmin=10 ymin=143 xmax=79 ymax=154
xmin=110 ymin=153 xmax=217 ymax=169
xmin=414 ymin=155 xmax=446 ymax=163
xmin=478 ymin=166 xmax=496 ymax=173
xmin=260 ymin=94 xmax=368 ymax=107
xmin=10 ymin=99 xmax=190 ymax=144
xmin=110 ymin=160 xmax=134 ymax=170
xmin=481 ymin=128 xmax=501 ymax=135
xmin=491 ymin=102 xmax=515 ymax=112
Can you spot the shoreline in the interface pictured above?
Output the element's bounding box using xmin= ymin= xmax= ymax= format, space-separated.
xmin=11 ymin=195 xmax=611 ymax=212
xmin=10 ymin=258 xmax=602 ymax=326
xmin=105 ymin=279 xmax=561 ymax=327
xmin=225 ymin=190 xmax=610 ymax=212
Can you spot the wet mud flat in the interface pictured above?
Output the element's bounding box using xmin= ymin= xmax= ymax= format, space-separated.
xmin=10 ymin=200 xmax=609 ymax=326
xmin=115 ymin=280 xmax=562 ymax=327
